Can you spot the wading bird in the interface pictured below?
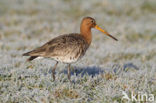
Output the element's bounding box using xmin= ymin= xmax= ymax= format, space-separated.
xmin=23 ymin=17 xmax=118 ymax=82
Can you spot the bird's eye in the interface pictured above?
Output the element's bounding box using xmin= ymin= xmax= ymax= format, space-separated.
xmin=91 ymin=20 xmax=94 ymax=23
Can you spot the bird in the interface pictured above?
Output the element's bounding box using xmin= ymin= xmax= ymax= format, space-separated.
xmin=23 ymin=17 xmax=118 ymax=82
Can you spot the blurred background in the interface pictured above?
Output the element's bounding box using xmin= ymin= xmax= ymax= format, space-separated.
xmin=0 ymin=0 xmax=156 ymax=102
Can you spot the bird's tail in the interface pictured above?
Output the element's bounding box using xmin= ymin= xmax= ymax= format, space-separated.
xmin=23 ymin=51 xmax=31 ymax=56
xmin=23 ymin=52 xmax=38 ymax=61
xmin=27 ymin=56 xmax=38 ymax=61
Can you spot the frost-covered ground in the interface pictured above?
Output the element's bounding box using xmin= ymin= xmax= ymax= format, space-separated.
xmin=0 ymin=0 xmax=156 ymax=103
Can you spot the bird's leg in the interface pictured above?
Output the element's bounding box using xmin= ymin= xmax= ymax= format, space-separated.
xmin=67 ymin=64 xmax=71 ymax=82
xmin=52 ymin=61 xmax=58 ymax=81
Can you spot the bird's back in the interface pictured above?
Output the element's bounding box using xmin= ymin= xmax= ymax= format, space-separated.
xmin=23 ymin=33 xmax=90 ymax=63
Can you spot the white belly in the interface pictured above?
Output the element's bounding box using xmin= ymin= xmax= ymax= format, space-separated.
xmin=33 ymin=56 xmax=80 ymax=63
xmin=52 ymin=56 xmax=80 ymax=63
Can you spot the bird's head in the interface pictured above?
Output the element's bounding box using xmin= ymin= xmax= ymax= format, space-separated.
xmin=81 ymin=17 xmax=118 ymax=41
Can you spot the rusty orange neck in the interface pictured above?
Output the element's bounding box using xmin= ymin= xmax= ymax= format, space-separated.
xmin=80 ymin=25 xmax=92 ymax=45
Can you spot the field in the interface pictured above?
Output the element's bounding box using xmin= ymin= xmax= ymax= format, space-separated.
xmin=0 ymin=0 xmax=156 ymax=103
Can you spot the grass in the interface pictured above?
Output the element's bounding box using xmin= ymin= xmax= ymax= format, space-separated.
xmin=0 ymin=0 xmax=156 ymax=103
xmin=141 ymin=0 xmax=156 ymax=13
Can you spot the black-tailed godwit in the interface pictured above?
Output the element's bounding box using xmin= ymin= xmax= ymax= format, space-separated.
xmin=23 ymin=17 xmax=118 ymax=82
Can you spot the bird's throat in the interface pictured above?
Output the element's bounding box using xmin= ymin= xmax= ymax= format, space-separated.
xmin=80 ymin=27 xmax=92 ymax=45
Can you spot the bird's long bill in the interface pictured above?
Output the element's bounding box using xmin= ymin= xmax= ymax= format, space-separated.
xmin=95 ymin=25 xmax=118 ymax=41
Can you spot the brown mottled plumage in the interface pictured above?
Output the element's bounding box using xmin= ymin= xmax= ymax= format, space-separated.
xmin=23 ymin=34 xmax=89 ymax=63
xmin=23 ymin=17 xmax=118 ymax=82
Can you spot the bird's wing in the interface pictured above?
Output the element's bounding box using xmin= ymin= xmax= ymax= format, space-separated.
xmin=22 ymin=44 xmax=47 ymax=56
xmin=23 ymin=34 xmax=89 ymax=58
